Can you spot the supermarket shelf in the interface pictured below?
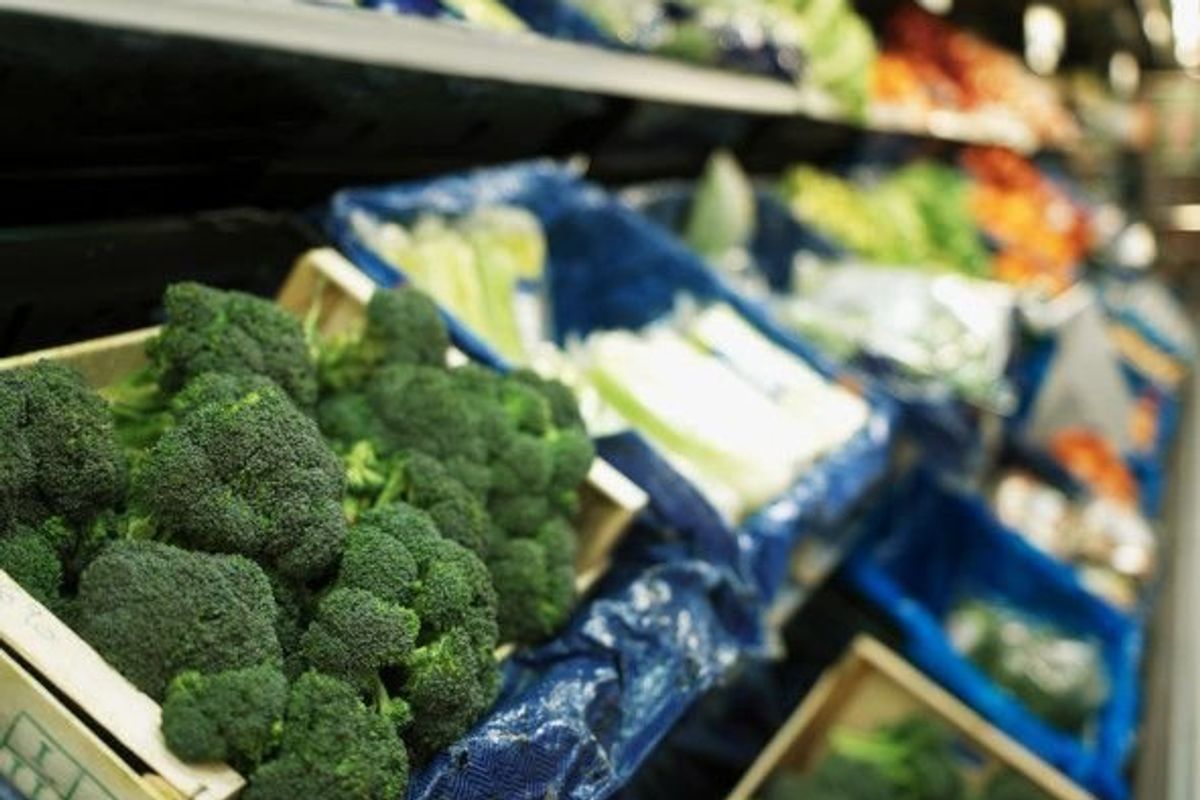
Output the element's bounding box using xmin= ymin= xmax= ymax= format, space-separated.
xmin=0 ymin=0 xmax=1038 ymax=153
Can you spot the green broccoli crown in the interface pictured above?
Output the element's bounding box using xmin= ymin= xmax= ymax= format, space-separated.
xmin=244 ymin=671 xmax=409 ymax=800
xmin=309 ymin=503 xmax=499 ymax=760
xmin=762 ymin=755 xmax=894 ymax=800
xmin=830 ymin=716 xmax=966 ymax=800
xmin=320 ymin=288 xmax=450 ymax=394
xmin=979 ymin=769 xmax=1054 ymax=800
xmin=338 ymin=444 xmax=489 ymax=557
xmin=301 ymin=587 xmax=419 ymax=691
xmin=161 ymin=663 xmax=288 ymax=771
xmin=136 ymin=382 xmax=347 ymax=582
xmin=401 ymin=627 xmax=498 ymax=762
xmin=150 ymin=283 xmax=317 ymax=410
xmin=352 ymin=504 xmax=498 ymax=650
xmin=487 ymin=526 xmax=576 ymax=644
xmin=0 ymin=361 xmax=127 ymax=530
xmin=74 ymin=540 xmax=282 ymax=699
xmin=0 ymin=526 xmax=64 ymax=610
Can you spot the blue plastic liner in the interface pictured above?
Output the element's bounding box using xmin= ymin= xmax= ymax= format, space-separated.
xmin=325 ymin=160 xmax=896 ymax=798
xmin=844 ymin=469 xmax=1142 ymax=800
xmin=408 ymin=553 xmax=761 ymax=800
xmin=623 ymin=179 xmax=989 ymax=477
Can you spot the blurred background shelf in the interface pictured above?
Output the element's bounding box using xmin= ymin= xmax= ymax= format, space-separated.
xmin=0 ymin=0 xmax=1047 ymax=224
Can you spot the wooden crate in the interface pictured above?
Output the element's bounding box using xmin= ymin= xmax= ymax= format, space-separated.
xmin=0 ymin=247 xmax=649 ymax=798
xmin=727 ymin=636 xmax=1095 ymax=800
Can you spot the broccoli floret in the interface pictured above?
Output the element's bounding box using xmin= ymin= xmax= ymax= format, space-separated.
xmin=149 ymin=283 xmax=317 ymax=410
xmin=135 ymin=382 xmax=347 ymax=582
xmin=831 ymin=716 xmax=966 ymax=800
xmin=306 ymin=503 xmax=500 ymax=759
xmin=74 ymin=540 xmax=282 ymax=699
xmin=319 ymin=288 xmax=450 ymax=392
xmin=244 ymin=671 xmax=409 ymax=800
xmin=301 ymin=588 xmax=419 ymax=692
xmin=0 ymin=361 xmax=127 ymax=530
xmin=487 ymin=519 xmax=576 ymax=644
xmin=267 ymin=574 xmax=312 ymax=681
xmin=0 ymin=527 xmax=63 ymax=609
xmin=761 ymin=756 xmax=893 ymax=800
xmin=979 ymin=770 xmax=1053 ymax=800
xmin=161 ymin=663 xmax=288 ymax=771
xmin=340 ymin=444 xmax=488 ymax=557
xmin=401 ymin=627 xmax=498 ymax=762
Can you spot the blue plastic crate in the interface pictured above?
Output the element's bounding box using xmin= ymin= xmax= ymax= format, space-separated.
xmin=844 ymin=469 xmax=1142 ymax=800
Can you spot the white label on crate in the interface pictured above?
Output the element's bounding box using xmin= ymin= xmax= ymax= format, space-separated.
xmin=1 ymin=713 xmax=117 ymax=800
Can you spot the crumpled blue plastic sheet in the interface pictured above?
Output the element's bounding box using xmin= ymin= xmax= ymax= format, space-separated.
xmin=843 ymin=469 xmax=1142 ymax=800
xmin=325 ymin=160 xmax=896 ymax=799
xmin=624 ymin=180 xmax=988 ymax=477
xmin=408 ymin=555 xmax=759 ymax=800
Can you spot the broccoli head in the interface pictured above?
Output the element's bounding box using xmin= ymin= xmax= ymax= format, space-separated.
xmin=136 ymin=381 xmax=347 ymax=582
xmin=244 ymin=671 xmax=409 ymax=800
xmin=161 ymin=663 xmax=288 ymax=771
xmin=487 ymin=517 xmax=576 ymax=644
xmin=319 ymin=287 xmax=450 ymax=393
xmin=308 ymin=503 xmax=500 ymax=759
xmin=831 ymin=716 xmax=965 ymax=800
xmin=762 ymin=756 xmax=893 ymax=800
xmin=351 ymin=504 xmax=497 ymax=652
xmin=149 ymin=282 xmax=317 ymax=410
xmin=979 ymin=770 xmax=1054 ymax=800
xmin=401 ymin=626 xmax=499 ymax=762
xmin=0 ymin=361 xmax=127 ymax=530
xmin=301 ymin=587 xmax=419 ymax=692
xmin=0 ymin=525 xmax=63 ymax=610
xmin=340 ymin=444 xmax=488 ymax=556
xmin=74 ymin=540 xmax=282 ymax=699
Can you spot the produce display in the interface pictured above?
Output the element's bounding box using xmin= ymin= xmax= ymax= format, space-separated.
xmin=578 ymin=303 xmax=868 ymax=519
xmin=991 ymin=470 xmax=1157 ymax=609
xmin=781 ymin=161 xmax=991 ymax=277
xmin=871 ymin=5 xmax=1079 ymax=145
xmin=555 ymin=0 xmax=876 ymax=111
xmin=773 ymin=262 xmax=1015 ymax=407
xmin=949 ymin=600 xmax=1109 ymax=736
xmin=758 ymin=714 xmax=1053 ymax=800
xmin=961 ymin=147 xmax=1093 ymax=295
xmin=0 ymin=281 xmax=597 ymax=797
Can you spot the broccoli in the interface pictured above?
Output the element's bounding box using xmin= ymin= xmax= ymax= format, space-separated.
xmin=340 ymin=444 xmax=488 ymax=557
xmin=761 ymin=756 xmax=893 ymax=800
xmin=74 ymin=539 xmax=282 ymax=699
xmin=830 ymin=716 xmax=966 ymax=800
xmin=0 ymin=360 xmax=127 ymax=530
xmin=161 ymin=663 xmax=288 ymax=771
xmin=244 ymin=671 xmax=409 ymax=800
xmin=402 ymin=626 xmax=499 ymax=762
xmin=0 ymin=526 xmax=63 ymax=610
xmin=302 ymin=503 xmax=500 ymax=759
xmin=301 ymin=588 xmax=419 ymax=692
xmin=148 ymin=282 xmax=317 ymax=410
xmin=487 ymin=517 xmax=576 ymax=643
xmin=135 ymin=381 xmax=347 ymax=582
xmin=318 ymin=287 xmax=449 ymax=393
xmin=313 ymin=282 xmax=593 ymax=645
xmin=979 ymin=770 xmax=1054 ymax=800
